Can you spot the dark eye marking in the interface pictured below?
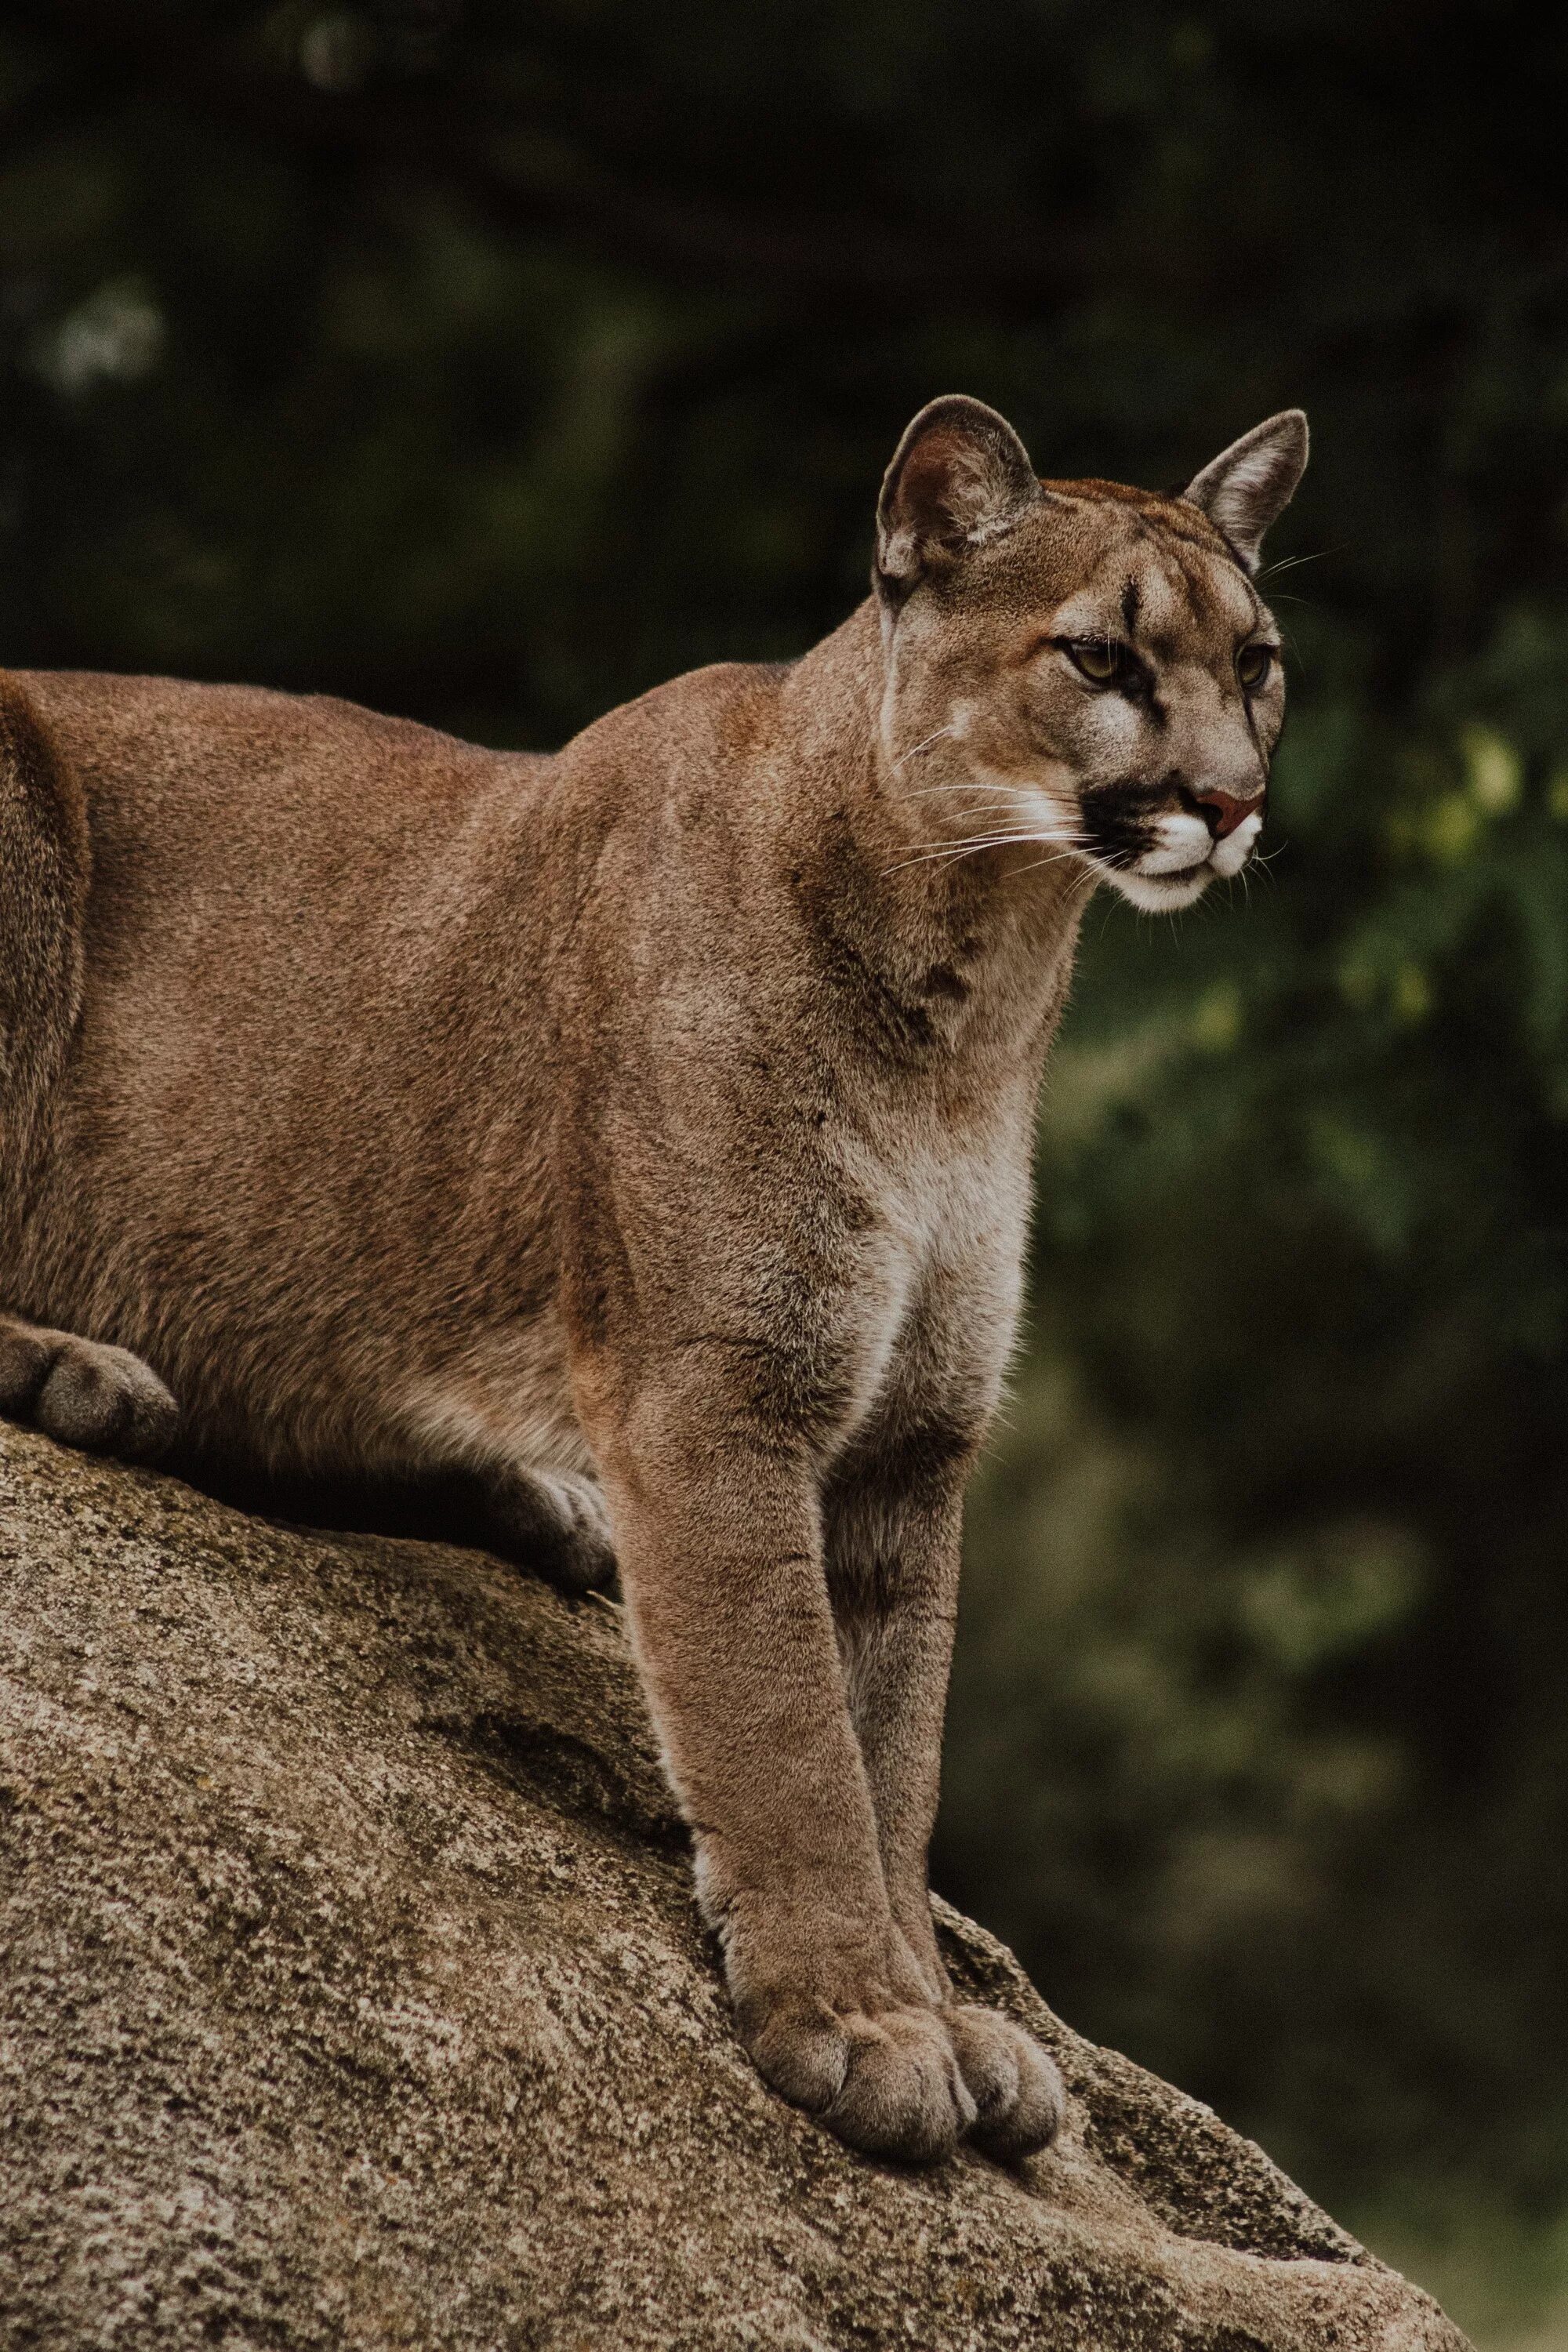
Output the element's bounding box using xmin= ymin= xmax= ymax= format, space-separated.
xmin=1120 ymin=576 xmax=1142 ymax=634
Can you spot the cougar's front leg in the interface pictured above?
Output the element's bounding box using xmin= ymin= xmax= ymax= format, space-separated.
xmin=0 ymin=1312 xmax=177 ymax=1462
xmin=587 ymin=1378 xmax=976 ymax=2162
xmin=826 ymin=1458 xmax=963 ymax=1989
xmin=828 ymin=1454 xmax=1065 ymax=2161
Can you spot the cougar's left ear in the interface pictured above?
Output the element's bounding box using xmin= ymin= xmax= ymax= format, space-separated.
xmin=876 ymin=396 xmax=1039 ymax=600
xmin=1182 ymin=410 xmax=1309 ymax=573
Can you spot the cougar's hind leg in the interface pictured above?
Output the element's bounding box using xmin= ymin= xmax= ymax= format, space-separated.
xmin=478 ymin=1462 xmax=619 ymax=1596
xmin=0 ymin=684 xmax=176 ymax=1472
xmin=0 ymin=675 xmax=90 ymax=1246
xmin=0 ymin=1313 xmax=178 ymax=1464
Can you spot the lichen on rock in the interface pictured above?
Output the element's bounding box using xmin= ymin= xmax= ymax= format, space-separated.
xmin=0 ymin=1422 xmax=1469 ymax=2350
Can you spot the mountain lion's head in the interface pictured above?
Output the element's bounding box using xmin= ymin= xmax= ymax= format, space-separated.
xmin=873 ymin=395 xmax=1308 ymax=911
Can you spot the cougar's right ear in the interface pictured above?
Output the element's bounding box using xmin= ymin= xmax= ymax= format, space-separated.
xmin=875 ymin=396 xmax=1040 ymax=601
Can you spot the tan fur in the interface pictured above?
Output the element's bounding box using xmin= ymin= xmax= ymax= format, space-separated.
xmin=0 ymin=398 xmax=1304 ymax=2161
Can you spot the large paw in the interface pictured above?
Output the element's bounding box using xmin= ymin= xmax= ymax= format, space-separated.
xmin=0 ymin=1319 xmax=178 ymax=1464
xmin=484 ymin=1466 xmax=618 ymax=1595
xmin=946 ymin=2003 xmax=1065 ymax=2161
xmin=745 ymin=1991 xmax=976 ymax=2162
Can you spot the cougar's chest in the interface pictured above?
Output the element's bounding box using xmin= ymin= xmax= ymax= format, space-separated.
xmin=828 ymin=1103 xmax=1030 ymax=1454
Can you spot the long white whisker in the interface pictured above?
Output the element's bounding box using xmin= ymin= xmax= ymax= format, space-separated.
xmin=1255 ymin=546 xmax=1341 ymax=582
xmin=886 ymin=836 xmax=1051 ymax=869
xmin=1002 ymin=848 xmax=1094 ymax=881
xmin=905 ymin=777 xmax=1033 ymax=798
xmin=902 ymin=833 xmax=1086 ymax=861
xmin=904 ymin=801 xmax=1070 ymax=826
xmin=891 ymin=724 xmax=958 ymax=771
xmin=883 ymin=829 xmax=1091 ymax=877
xmin=939 ymin=827 xmax=1087 ymax=854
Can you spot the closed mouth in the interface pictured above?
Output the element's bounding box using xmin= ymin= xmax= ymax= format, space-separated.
xmin=1078 ymin=776 xmax=1261 ymax=909
xmin=1083 ymin=827 xmax=1224 ymax=913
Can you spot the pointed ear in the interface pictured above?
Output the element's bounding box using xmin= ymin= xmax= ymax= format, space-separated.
xmin=1183 ymin=409 xmax=1309 ymax=572
xmin=875 ymin=396 xmax=1039 ymax=598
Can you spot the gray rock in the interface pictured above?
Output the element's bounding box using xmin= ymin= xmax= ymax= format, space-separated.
xmin=0 ymin=1421 xmax=1468 ymax=2350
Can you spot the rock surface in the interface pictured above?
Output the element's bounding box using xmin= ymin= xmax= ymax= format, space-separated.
xmin=0 ymin=1419 xmax=1468 ymax=2351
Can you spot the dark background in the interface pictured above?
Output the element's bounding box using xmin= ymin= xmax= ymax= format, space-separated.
xmin=5 ymin=6 xmax=1567 ymax=2336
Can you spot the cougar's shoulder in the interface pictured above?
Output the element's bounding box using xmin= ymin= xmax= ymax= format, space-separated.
xmin=562 ymin=656 xmax=793 ymax=802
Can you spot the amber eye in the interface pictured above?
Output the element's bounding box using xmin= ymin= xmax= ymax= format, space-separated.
xmin=1065 ymin=640 xmax=1121 ymax=684
xmin=1236 ymin=642 xmax=1274 ymax=690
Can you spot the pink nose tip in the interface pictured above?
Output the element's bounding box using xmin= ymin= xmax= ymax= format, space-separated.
xmin=1194 ymin=789 xmax=1261 ymax=841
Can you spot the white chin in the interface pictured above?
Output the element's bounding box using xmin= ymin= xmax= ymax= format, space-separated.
xmin=1104 ymin=863 xmax=1214 ymax=913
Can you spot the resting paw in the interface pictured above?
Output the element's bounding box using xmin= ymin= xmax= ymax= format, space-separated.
xmin=0 ymin=1316 xmax=178 ymax=1463
xmin=946 ymin=2002 xmax=1065 ymax=2161
xmin=746 ymin=1990 xmax=977 ymax=2163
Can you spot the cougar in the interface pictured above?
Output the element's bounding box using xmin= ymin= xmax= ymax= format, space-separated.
xmin=0 ymin=396 xmax=1305 ymax=2163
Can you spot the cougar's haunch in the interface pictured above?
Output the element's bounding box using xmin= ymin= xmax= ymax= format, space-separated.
xmin=0 ymin=398 xmax=1306 ymax=2161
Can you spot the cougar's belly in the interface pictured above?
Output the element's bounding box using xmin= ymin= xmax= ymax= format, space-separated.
xmin=390 ymin=1316 xmax=595 ymax=1484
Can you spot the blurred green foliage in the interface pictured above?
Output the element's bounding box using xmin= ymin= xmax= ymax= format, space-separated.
xmin=4 ymin=4 xmax=1568 ymax=2334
